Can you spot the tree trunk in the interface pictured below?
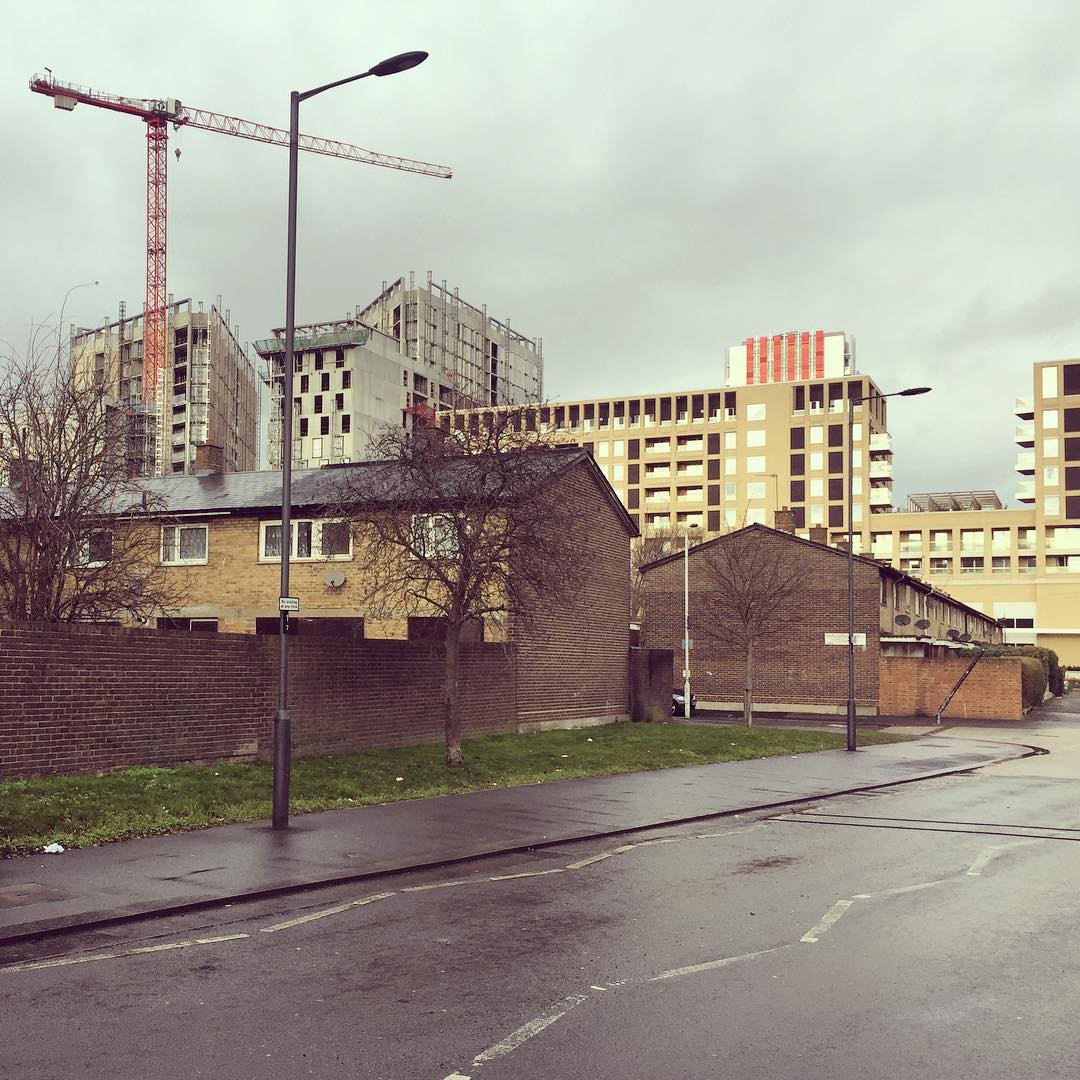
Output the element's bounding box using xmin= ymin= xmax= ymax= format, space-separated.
xmin=444 ymin=620 xmax=465 ymax=767
xmin=743 ymin=640 xmax=754 ymax=727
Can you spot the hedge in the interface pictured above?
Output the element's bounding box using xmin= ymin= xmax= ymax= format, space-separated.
xmin=1019 ymin=656 xmax=1047 ymax=710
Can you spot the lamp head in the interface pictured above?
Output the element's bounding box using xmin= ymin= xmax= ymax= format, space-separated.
xmin=369 ymin=51 xmax=428 ymax=77
xmin=899 ymin=386 xmax=932 ymax=397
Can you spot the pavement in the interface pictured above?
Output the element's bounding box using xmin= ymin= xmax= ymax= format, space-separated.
xmin=1 ymin=715 xmax=1057 ymax=948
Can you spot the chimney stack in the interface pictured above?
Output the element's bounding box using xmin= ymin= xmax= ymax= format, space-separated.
xmin=194 ymin=443 xmax=225 ymax=475
xmin=773 ymin=507 xmax=796 ymax=534
xmin=808 ymin=524 xmax=828 ymax=545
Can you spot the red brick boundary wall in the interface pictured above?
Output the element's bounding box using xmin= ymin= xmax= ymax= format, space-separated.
xmin=0 ymin=623 xmax=517 ymax=779
xmin=879 ymin=655 xmax=1023 ymax=721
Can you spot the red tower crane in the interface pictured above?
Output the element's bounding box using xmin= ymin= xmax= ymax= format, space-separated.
xmin=29 ymin=72 xmax=452 ymax=410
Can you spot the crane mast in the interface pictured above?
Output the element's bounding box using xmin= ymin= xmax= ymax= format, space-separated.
xmin=29 ymin=72 xmax=451 ymax=476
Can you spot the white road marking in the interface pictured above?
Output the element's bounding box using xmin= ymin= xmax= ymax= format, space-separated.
xmin=259 ymin=891 xmax=394 ymax=933
xmin=801 ymin=899 xmax=855 ymax=943
xmin=403 ymin=879 xmax=475 ymax=892
xmin=966 ymin=839 xmax=1038 ymax=876
xmin=1 ymin=933 xmax=250 ymax=973
xmin=443 ymin=1074 xmax=472 ymax=1079
xmin=646 ymin=946 xmax=786 ymax=982
xmin=472 ymin=992 xmax=590 ymax=1064
xmin=566 ymin=851 xmax=620 ymax=870
xmin=855 ymin=878 xmax=951 ymax=900
xmin=488 ymin=868 xmax=567 ymax=881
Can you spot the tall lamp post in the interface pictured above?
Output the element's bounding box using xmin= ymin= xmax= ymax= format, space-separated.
xmin=273 ymin=51 xmax=430 ymax=830
xmin=683 ymin=523 xmax=699 ymax=719
xmin=846 ymin=383 xmax=931 ymax=751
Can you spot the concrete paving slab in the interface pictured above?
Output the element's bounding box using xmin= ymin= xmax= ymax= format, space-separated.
xmin=0 ymin=733 xmax=1038 ymax=946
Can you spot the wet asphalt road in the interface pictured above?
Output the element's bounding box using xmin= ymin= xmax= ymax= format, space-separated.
xmin=3 ymin=742 xmax=1080 ymax=1079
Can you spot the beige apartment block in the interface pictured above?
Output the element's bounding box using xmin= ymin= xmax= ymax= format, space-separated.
xmin=450 ymin=375 xmax=894 ymax=535
xmin=71 ymin=297 xmax=260 ymax=477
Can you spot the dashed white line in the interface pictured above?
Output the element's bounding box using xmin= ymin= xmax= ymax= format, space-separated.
xmin=488 ymin=868 xmax=567 ymax=881
xmin=259 ymin=891 xmax=394 ymax=934
xmin=472 ymin=992 xmax=590 ymax=1064
xmin=646 ymin=946 xmax=787 ymax=982
xmin=1 ymin=933 xmax=250 ymax=973
xmin=801 ymin=899 xmax=855 ymax=943
xmin=403 ymin=879 xmax=474 ymax=892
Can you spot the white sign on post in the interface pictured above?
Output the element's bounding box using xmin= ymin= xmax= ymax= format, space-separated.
xmin=279 ymin=596 xmax=300 ymax=612
xmin=824 ymin=632 xmax=866 ymax=646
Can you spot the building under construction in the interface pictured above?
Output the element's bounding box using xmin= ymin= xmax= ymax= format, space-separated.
xmin=71 ymin=297 xmax=260 ymax=477
xmin=256 ymin=272 xmax=544 ymax=469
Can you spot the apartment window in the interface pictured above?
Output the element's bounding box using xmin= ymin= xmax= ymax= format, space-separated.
xmin=725 ymin=482 xmax=737 ymax=499
xmin=902 ymin=558 xmax=923 ymax=577
xmin=1045 ymin=496 xmax=1060 ymax=515
xmin=790 ymin=480 xmax=805 ymax=502
xmin=321 ymin=372 xmax=331 ymax=392
xmin=991 ymin=528 xmax=1011 ymax=551
xmin=960 ymin=529 xmax=984 ymax=551
xmin=851 ymin=448 xmax=863 ymax=468
xmin=852 ymin=476 xmax=863 ymax=495
xmin=342 ymin=370 xmax=351 ymax=389
xmin=828 ymin=424 xmax=843 ymax=447
xmin=745 ymin=429 xmax=766 ymax=449
xmin=809 ymin=452 xmax=824 ymax=471
xmin=828 ymin=505 xmax=844 ymax=528
xmin=809 ymin=504 xmax=824 ymax=525
xmin=596 ymin=441 xmax=610 ymax=458
xmin=341 ymin=414 xmax=351 ymax=434
xmin=334 ymin=347 xmax=345 ymax=367
xmin=613 ymin=440 xmax=624 ymax=456
xmin=335 ymin=393 xmax=344 ymax=411
xmin=828 ymin=478 xmax=844 ymax=501
xmin=745 ymin=456 xmax=766 ymax=473
xmin=810 ymin=477 xmax=824 ymax=498
xmin=1043 ymin=409 xmax=1059 ymax=430
xmin=1045 ymin=466 xmax=1060 ymax=486
xmin=828 ymin=451 xmax=844 ymax=473
xmin=809 ymin=425 xmax=824 ymax=445
xmin=645 ymin=438 xmax=670 ymax=453
xmin=77 ymin=530 xmax=113 ymax=568
xmin=261 ymin=519 xmax=351 ymax=561
xmin=1048 ymin=555 xmax=1080 ymax=574
xmin=1042 ymin=366 xmax=1058 ymax=398
xmin=300 ymin=374 xmax=309 ymax=394
xmin=851 ymin=422 xmax=863 ymax=441
xmin=161 ymin=524 xmax=208 ymax=565
xmin=746 ymin=402 xmax=766 ymax=421
xmin=790 ymin=453 xmax=805 ymax=476
xmin=725 ymin=431 xmax=737 ymax=450
xmin=300 ymin=417 xmax=309 ymax=437
xmin=724 ymin=509 xmax=738 ymax=527
xmin=311 ymin=437 xmax=323 ymax=459
xmin=320 ymin=416 xmax=330 ymax=436
xmin=613 ymin=463 xmax=624 ymax=481
xmin=1044 ymin=438 xmax=1059 ymax=457
xmin=1017 ymin=527 xmax=1035 ymax=551
xmin=314 ymin=395 xmax=323 ymax=414
xmin=790 ymin=428 xmax=805 ymax=450
xmin=960 ymin=556 xmax=984 ymax=575
xmin=1066 ymin=363 xmax=1080 ymax=396
xmin=1018 ymin=556 xmax=1037 ymax=574
xmin=725 ymin=458 xmax=737 ymax=475
xmin=871 ymin=532 xmax=893 ymax=556
xmin=930 ymin=558 xmax=950 ymax=576
xmin=992 ymin=556 xmax=1011 ymax=574
xmin=746 ymin=481 xmax=767 ymax=500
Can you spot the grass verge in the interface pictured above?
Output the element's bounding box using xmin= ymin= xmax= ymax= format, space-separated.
xmin=0 ymin=723 xmax=910 ymax=857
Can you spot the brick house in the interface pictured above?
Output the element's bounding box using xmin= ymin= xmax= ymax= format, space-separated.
xmin=138 ymin=445 xmax=636 ymax=728
xmin=641 ymin=523 xmax=1004 ymax=716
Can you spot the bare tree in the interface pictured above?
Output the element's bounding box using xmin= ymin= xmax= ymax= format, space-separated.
xmin=0 ymin=330 xmax=186 ymax=623
xmin=695 ymin=527 xmax=804 ymax=726
xmin=328 ymin=407 xmax=587 ymax=766
xmin=631 ymin=524 xmax=683 ymax=629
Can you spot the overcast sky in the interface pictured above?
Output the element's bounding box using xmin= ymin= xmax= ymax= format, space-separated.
xmin=4 ymin=0 xmax=1079 ymax=502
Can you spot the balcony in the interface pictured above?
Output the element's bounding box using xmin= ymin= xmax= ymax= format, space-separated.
xmin=869 ymin=433 xmax=893 ymax=456
xmin=1015 ymin=451 xmax=1035 ymax=475
xmin=869 ymin=487 xmax=893 ymax=507
xmin=1015 ymin=396 xmax=1034 ymax=420
xmin=1016 ymin=480 xmax=1036 ymax=503
xmin=899 ymin=541 xmax=924 ymax=555
xmin=1014 ymin=421 xmax=1034 ymax=447
xmin=869 ymin=460 xmax=893 ymax=480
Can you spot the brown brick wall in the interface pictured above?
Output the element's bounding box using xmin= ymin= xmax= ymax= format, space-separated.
xmin=642 ymin=532 xmax=881 ymax=712
xmin=511 ymin=462 xmax=632 ymax=727
xmin=0 ymin=622 xmax=516 ymax=779
xmin=879 ymin=655 xmax=1023 ymax=721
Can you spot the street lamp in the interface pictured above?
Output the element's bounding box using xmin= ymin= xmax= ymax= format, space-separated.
xmin=273 ymin=51 xmax=429 ymax=830
xmin=683 ymin=522 xmax=699 ymax=719
xmin=845 ymin=383 xmax=931 ymax=751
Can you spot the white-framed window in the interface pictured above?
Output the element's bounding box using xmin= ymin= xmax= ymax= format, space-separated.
xmin=612 ymin=463 xmax=625 ymax=481
xmin=746 ymin=402 xmax=766 ymax=421
xmin=724 ymin=431 xmax=737 ymax=450
xmin=809 ymin=451 xmax=824 ymax=471
xmin=1043 ymin=410 xmax=1059 ymax=430
xmin=77 ymin=530 xmax=113 ymax=568
xmin=810 ymin=477 xmax=824 ymax=498
xmin=745 ymin=455 xmax=766 ymax=473
xmin=1042 ymin=365 xmax=1058 ymax=398
xmin=724 ymin=508 xmax=738 ymax=527
xmin=1045 ymin=496 xmax=1061 ymax=516
xmin=852 ymin=476 xmax=863 ymax=495
xmin=852 ymin=449 xmax=863 ymax=468
xmin=1044 ymin=438 xmax=1059 ymax=458
xmin=725 ymin=458 xmax=737 ymax=475
xmin=810 ymin=425 xmax=824 ymax=445
xmin=596 ymin=441 xmax=609 ymax=458
xmin=746 ymin=481 xmax=767 ymax=500
xmin=724 ymin=482 xmax=737 ymax=499
xmin=852 ymin=422 xmax=863 ymax=441
xmin=612 ymin=440 xmax=624 ymax=456
xmin=746 ymin=508 xmax=766 ymax=525
xmin=410 ymin=513 xmax=458 ymax=559
xmin=1045 ymin=466 xmax=1060 ymax=486
xmin=161 ymin=524 xmax=208 ymax=565
xmin=260 ymin=519 xmax=351 ymax=562
xmin=809 ymin=504 xmax=824 ymax=525
xmin=311 ymin=437 xmax=323 ymax=460
xmin=746 ymin=429 xmax=766 ymax=448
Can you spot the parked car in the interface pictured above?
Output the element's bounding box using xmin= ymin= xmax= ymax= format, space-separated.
xmin=672 ymin=688 xmax=697 ymax=715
